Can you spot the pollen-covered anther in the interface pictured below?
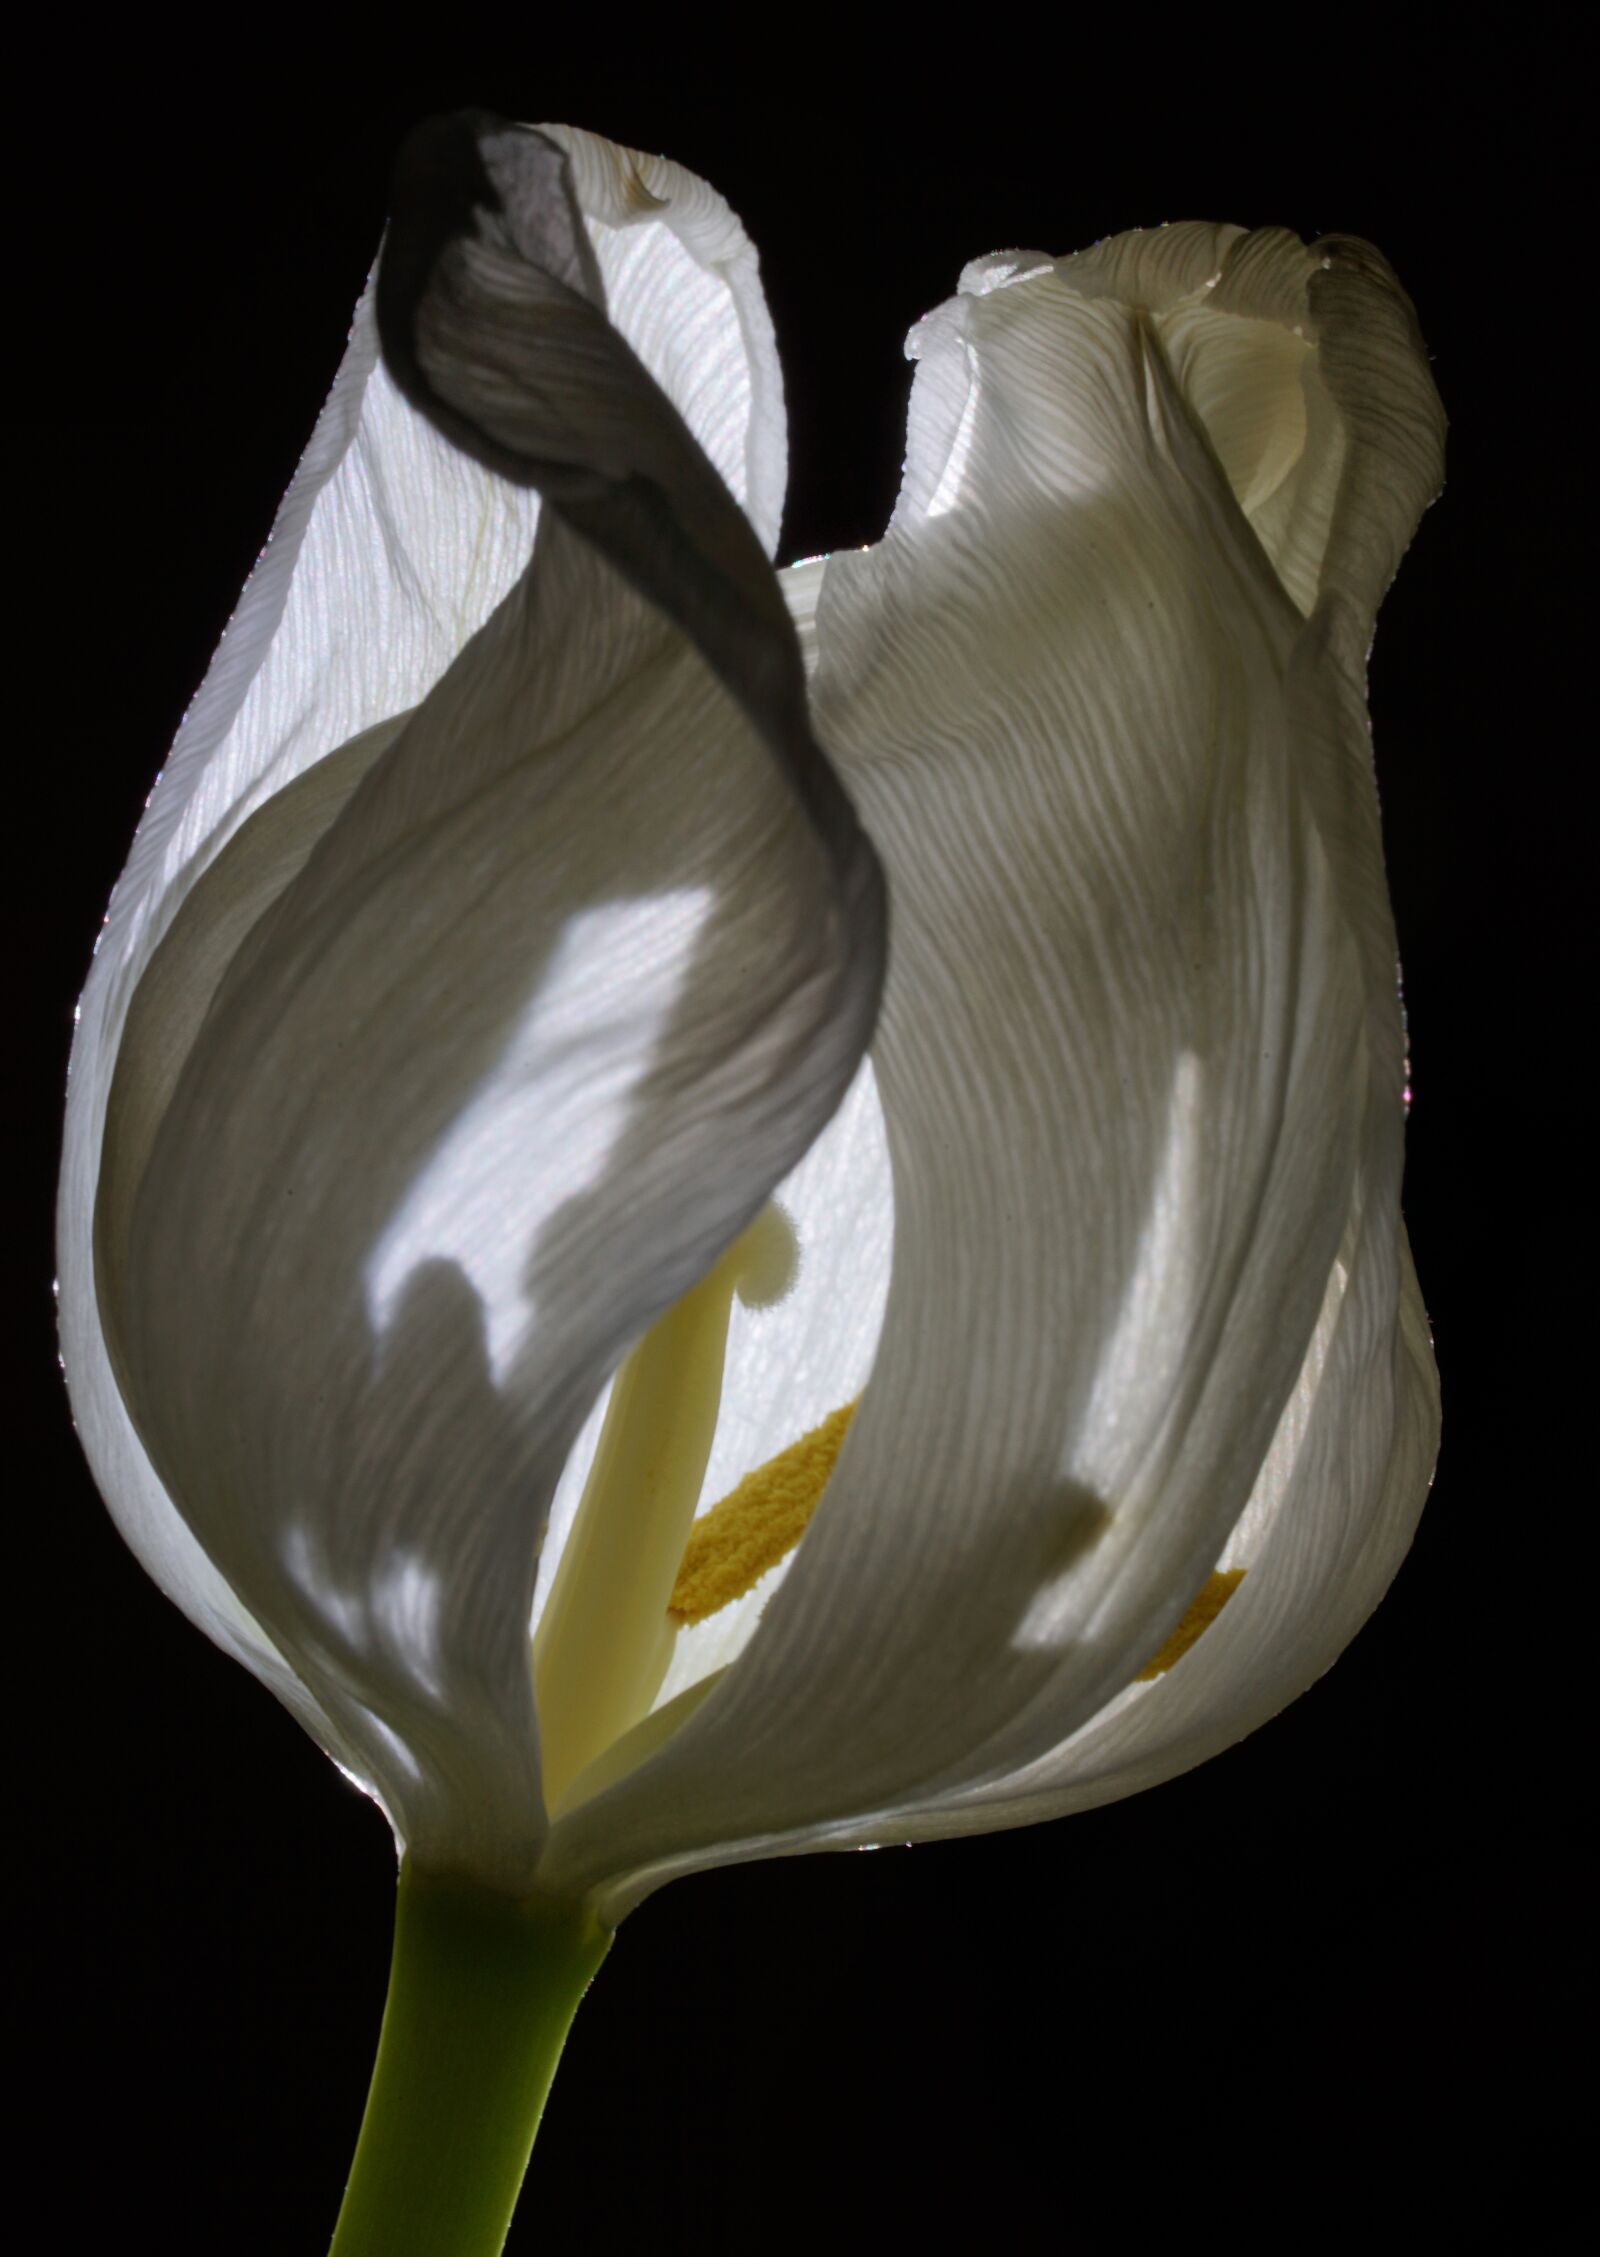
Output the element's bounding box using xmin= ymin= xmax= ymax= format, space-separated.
xmin=1134 ymin=1568 xmax=1246 ymax=1681
xmin=669 ymin=1399 xmax=857 ymax=1624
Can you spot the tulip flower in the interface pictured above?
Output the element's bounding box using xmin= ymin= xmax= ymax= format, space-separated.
xmin=58 ymin=108 xmax=1443 ymax=2256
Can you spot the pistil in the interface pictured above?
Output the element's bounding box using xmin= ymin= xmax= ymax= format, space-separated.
xmin=532 ymin=1204 xmax=795 ymax=1810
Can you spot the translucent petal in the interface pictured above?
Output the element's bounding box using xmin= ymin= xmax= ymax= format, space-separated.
xmin=65 ymin=120 xmax=881 ymax=1890
xmin=544 ymin=223 xmax=1443 ymax=1917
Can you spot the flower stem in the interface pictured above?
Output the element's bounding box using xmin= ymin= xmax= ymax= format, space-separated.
xmin=328 ymin=1860 xmax=611 ymax=2257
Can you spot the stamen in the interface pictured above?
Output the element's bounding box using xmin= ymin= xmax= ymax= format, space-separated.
xmin=532 ymin=1203 xmax=797 ymax=1811
xmin=669 ymin=1400 xmax=856 ymax=1624
xmin=1134 ymin=1567 xmax=1245 ymax=1680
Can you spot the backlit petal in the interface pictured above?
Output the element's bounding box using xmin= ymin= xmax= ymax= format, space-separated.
xmin=545 ymin=223 xmax=1441 ymax=1916
xmin=67 ymin=119 xmax=882 ymax=1891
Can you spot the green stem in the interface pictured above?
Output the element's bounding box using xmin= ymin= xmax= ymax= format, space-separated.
xmin=329 ymin=1861 xmax=611 ymax=2257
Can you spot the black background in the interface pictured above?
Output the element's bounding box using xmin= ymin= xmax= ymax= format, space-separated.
xmin=14 ymin=20 xmax=1585 ymax=2253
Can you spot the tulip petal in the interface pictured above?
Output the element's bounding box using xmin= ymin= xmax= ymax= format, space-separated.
xmin=68 ymin=121 xmax=882 ymax=1890
xmin=901 ymin=1216 xmax=1438 ymax=1840
xmin=544 ymin=223 xmax=1441 ymax=1916
xmin=918 ymin=227 xmax=1446 ymax=1834
xmin=61 ymin=122 xmax=790 ymax=1768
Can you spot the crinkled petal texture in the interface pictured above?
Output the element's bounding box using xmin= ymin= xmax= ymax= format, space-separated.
xmin=546 ymin=223 xmax=1443 ymax=1919
xmin=61 ymin=121 xmax=883 ymax=1893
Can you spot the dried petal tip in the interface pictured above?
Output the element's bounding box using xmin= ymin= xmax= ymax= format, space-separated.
xmin=376 ymin=110 xmax=607 ymax=480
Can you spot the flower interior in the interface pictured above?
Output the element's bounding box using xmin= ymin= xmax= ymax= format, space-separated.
xmin=532 ymin=1186 xmax=1248 ymax=1818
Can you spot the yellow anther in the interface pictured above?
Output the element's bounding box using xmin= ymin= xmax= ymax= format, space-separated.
xmin=1134 ymin=1567 xmax=1246 ymax=1680
xmin=669 ymin=1400 xmax=857 ymax=1624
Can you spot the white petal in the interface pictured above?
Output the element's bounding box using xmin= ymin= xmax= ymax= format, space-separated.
xmin=67 ymin=119 xmax=883 ymax=1892
xmin=928 ymin=228 xmax=1446 ymax=1828
xmin=60 ymin=120 xmax=786 ymax=1741
xmin=904 ymin=228 xmax=1446 ymax=1851
xmin=903 ymin=1213 xmax=1438 ymax=1838
xmin=531 ymin=124 xmax=787 ymax=556
xmin=545 ymin=223 xmax=1441 ymax=1917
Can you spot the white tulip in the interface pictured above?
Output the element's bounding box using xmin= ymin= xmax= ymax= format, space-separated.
xmin=58 ymin=111 xmax=1443 ymax=2255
